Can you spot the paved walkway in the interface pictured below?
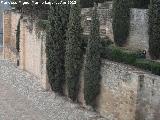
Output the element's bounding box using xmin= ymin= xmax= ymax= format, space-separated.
xmin=0 ymin=60 xmax=107 ymax=120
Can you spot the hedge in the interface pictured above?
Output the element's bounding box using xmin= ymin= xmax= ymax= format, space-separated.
xmin=101 ymin=45 xmax=160 ymax=76
xmin=135 ymin=59 xmax=160 ymax=76
xmin=134 ymin=59 xmax=152 ymax=71
xmin=101 ymin=46 xmax=137 ymax=65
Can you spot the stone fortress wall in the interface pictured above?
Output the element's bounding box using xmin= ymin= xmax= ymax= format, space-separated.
xmin=3 ymin=11 xmax=50 ymax=90
xmin=128 ymin=9 xmax=149 ymax=52
xmin=3 ymin=11 xmax=20 ymax=62
xmin=81 ymin=7 xmax=113 ymax=39
xmin=19 ymin=16 xmax=50 ymax=90
xmin=3 ymin=2 xmax=160 ymax=120
xmin=0 ymin=0 xmax=11 ymax=46
xmin=82 ymin=2 xmax=149 ymax=52
xmin=97 ymin=60 xmax=160 ymax=120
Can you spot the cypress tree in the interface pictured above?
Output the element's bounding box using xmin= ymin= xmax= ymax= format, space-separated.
xmin=16 ymin=19 xmax=20 ymax=53
xmin=84 ymin=4 xmax=101 ymax=106
xmin=46 ymin=0 xmax=70 ymax=94
xmin=149 ymin=0 xmax=160 ymax=59
xmin=65 ymin=0 xmax=83 ymax=101
xmin=80 ymin=0 xmax=109 ymax=8
xmin=132 ymin=0 xmax=150 ymax=8
xmin=80 ymin=0 xmax=94 ymax=8
xmin=112 ymin=0 xmax=130 ymax=47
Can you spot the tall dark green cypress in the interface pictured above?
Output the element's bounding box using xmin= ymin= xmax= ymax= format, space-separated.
xmin=149 ymin=0 xmax=160 ymax=59
xmin=80 ymin=0 xmax=94 ymax=8
xmin=80 ymin=0 xmax=110 ymax=8
xmin=84 ymin=4 xmax=101 ymax=106
xmin=46 ymin=0 xmax=70 ymax=94
xmin=65 ymin=0 xmax=83 ymax=101
xmin=16 ymin=19 xmax=20 ymax=53
xmin=112 ymin=0 xmax=130 ymax=47
xmin=132 ymin=0 xmax=150 ymax=8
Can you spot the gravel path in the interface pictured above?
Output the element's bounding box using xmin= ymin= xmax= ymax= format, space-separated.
xmin=0 ymin=60 xmax=107 ymax=120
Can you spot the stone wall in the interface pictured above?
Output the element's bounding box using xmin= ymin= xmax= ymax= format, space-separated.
xmin=96 ymin=60 xmax=160 ymax=120
xmin=81 ymin=2 xmax=149 ymax=52
xmin=136 ymin=74 xmax=160 ymax=120
xmin=3 ymin=11 xmax=20 ymax=62
xmin=3 ymin=11 xmax=50 ymax=90
xmin=3 ymin=9 xmax=160 ymax=120
xmin=19 ymin=18 xmax=41 ymax=77
xmin=3 ymin=11 xmax=11 ymax=47
xmin=127 ymin=9 xmax=149 ymax=52
xmin=77 ymin=58 xmax=160 ymax=120
xmin=81 ymin=7 xmax=113 ymax=40
xmin=0 ymin=0 xmax=11 ymax=46
xmin=81 ymin=1 xmax=113 ymax=41
xmin=19 ymin=17 xmax=50 ymax=90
